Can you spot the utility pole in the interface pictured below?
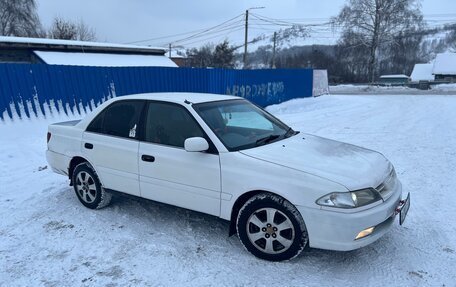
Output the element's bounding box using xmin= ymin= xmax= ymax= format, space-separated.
xmin=243 ymin=7 xmax=265 ymax=69
xmin=168 ymin=43 xmax=172 ymax=58
xmin=271 ymin=31 xmax=277 ymax=69
xmin=243 ymin=10 xmax=249 ymax=69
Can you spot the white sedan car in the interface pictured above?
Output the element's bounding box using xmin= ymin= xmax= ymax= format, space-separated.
xmin=46 ymin=93 xmax=410 ymax=261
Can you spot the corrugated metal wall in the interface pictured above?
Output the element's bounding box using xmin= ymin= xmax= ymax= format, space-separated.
xmin=0 ymin=64 xmax=313 ymax=120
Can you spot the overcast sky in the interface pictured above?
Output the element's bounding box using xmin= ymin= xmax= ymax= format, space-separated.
xmin=37 ymin=0 xmax=456 ymax=49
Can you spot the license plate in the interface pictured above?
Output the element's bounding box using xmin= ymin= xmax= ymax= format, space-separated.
xmin=399 ymin=193 xmax=410 ymax=225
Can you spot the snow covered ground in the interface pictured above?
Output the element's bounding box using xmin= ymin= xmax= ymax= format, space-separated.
xmin=1 ymin=94 xmax=456 ymax=286
xmin=330 ymin=84 xmax=456 ymax=95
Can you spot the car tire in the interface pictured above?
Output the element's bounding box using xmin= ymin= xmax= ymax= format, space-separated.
xmin=236 ymin=193 xmax=308 ymax=261
xmin=72 ymin=162 xmax=111 ymax=209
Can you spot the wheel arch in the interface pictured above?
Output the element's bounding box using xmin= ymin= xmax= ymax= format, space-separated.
xmin=68 ymin=156 xmax=92 ymax=186
xmin=228 ymin=190 xmax=294 ymax=236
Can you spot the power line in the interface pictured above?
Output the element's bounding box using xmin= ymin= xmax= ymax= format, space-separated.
xmin=172 ymin=20 xmax=244 ymax=45
xmin=126 ymin=10 xmax=456 ymax=50
xmin=125 ymin=28 xmax=211 ymax=44
xmin=125 ymin=13 xmax=244 ymax=45
xmin=158 ymin=22 xmax=244 ymax=47
xmin=174 ymin=27 xmax=245 ymax=47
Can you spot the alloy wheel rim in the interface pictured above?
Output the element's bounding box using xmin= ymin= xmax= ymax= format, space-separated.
xmin=246 ymin=207 xmax=295 ymax=254
xmin=75 ymin=171 xmax=97 ymax=204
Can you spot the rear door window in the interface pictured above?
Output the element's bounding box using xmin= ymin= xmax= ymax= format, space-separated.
xmin=87 ymin=100 xmax=144 ymax=139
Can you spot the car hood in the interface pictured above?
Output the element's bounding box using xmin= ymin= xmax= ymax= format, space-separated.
xmin=240 ymin=133 xmax=391 ymax=191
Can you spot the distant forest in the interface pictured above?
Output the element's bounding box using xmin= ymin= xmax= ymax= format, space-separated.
xmin=184 ymin=22 xmax=456 ymax=84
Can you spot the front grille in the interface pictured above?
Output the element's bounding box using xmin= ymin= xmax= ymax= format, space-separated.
xmin=375 ymin=168 xmax=397 ymax=200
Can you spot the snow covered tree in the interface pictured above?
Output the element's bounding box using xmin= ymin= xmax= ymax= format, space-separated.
xmin=0 ymin=0 xmax=43 ymax=37
xmin=333 ymin=0 xmax=424 ymax=82
xmin=187 ymin=40 xmax=235 ymax=68
xmin=186 ymin=44 xmax=215 ymax=68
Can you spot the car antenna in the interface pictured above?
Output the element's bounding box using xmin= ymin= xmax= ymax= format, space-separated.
xmin=184 ymin=99 xmax=193 ymax=105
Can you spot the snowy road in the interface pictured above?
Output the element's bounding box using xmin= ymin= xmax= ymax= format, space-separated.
xmin=1 ymin=95 xmax=455 ymax=286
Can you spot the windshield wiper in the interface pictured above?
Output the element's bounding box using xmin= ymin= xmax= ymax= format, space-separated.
xmin=255 ymin=134 xmax=281 ymax=147
xmin=284 ymin=127 xmax=298 ymax=138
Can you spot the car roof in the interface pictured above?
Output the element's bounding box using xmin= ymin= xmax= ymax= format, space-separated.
xmin=111 ymin=92 xmax=242 ymax=104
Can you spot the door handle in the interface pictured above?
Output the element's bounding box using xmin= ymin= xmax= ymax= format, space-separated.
xmin=141 ymin=155 xmax=155 ymax=162
xmin=84 ymin=143 xmax=93 ymax=149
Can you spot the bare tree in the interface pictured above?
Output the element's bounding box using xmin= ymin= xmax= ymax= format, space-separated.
xmin=447 ymin=27 xmax=456 ymax=52
xmin=48 ymin=17 xmax=77 ymax=40
xmin=275 ymin=25 xmax=309 ymax=48
xmin=186 ymin=44 xmax=215 ymax=67
xmin=0 ymin=0 xmax=43 ymax=37
xmin=76 ymin=19 xmax=96 ymax=41
xmin=48 ymin=17 xmax=96 ymax=41
xmin=333 ymin=0 xmax=424 ymax=82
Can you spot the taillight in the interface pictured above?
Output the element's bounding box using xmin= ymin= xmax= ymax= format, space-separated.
xmin=47 ymin=132 xmax=51 ymax=143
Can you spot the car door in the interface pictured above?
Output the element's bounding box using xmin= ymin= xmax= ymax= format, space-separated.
xmin=82 ymin=100 xmax=145 ymax=196
xmin=138 ymin=101 xmax=221 ymax=216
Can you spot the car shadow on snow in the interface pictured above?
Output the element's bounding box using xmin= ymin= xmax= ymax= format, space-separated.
xmin=58 ymin=187 xmax=402 ymax=267
xmin=94 ymin=191 xmax=233 ymax=245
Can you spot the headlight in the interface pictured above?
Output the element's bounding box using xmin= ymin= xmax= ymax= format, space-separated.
xmin=316 ymin=188 xmax=382 ymax=208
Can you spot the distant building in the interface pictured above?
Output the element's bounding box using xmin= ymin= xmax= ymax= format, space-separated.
xmin=0 ymin=36 xmax=177 ymax=67
xmin=168 ymin=51 xmax=189 ymax=67
xmin=378 ymin=74 xmax=410 ymax=86
xmin=410 ymin=63 xmax=435 ymax=82
xmin=433 ymin=52 xmax=456 ymax=83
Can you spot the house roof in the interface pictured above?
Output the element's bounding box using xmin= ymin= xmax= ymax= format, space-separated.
xmin=34 ymin=50 xmax=177 ymax=67
xmin=433 ymin=53 xmax=456 ymax=75
xmin=0 ymin=36 xmax=166 ymax=55
xmin=410 ymin=64 xmax=435 ymax=82
xmin=169 ymin=51 xmax=185 ymax=58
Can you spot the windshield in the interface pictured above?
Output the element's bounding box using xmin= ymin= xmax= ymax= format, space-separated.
xmin=193 ymin=99 xmax=297 ymax=151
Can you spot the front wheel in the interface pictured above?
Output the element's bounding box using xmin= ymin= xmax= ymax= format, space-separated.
xmin=236 ymin=193 xmax=308 ymax=261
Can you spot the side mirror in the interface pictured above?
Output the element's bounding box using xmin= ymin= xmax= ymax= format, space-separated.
xmin=184 ymin=137 xmax=209 ymax=152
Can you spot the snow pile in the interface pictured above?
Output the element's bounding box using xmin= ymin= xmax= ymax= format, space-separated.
xmin=1 ymin=94 xmax=456 ymax=286
xmin=330 ymin=84 xmax=456 ymax=94
xmin=431 ymin=83 xmax=456 ymax=92
xmin=330 ymin=84 xmax=414 ymax=94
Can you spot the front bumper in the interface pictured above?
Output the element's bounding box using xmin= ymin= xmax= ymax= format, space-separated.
xmin=297 ymin=180 xmax=403 ymax=251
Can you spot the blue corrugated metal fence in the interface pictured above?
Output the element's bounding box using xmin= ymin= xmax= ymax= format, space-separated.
xmin=0 ymin=64 xmax=313 ymax=120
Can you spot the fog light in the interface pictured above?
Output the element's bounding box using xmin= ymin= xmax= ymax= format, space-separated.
xmin=355 ymin=227 xmax=375 ymax=240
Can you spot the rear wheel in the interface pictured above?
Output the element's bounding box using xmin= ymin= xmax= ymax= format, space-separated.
xmin=236 ymin=193 xmax=308 ymax=261
xmin=72 ymin=162 xmax=111 ymax=209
